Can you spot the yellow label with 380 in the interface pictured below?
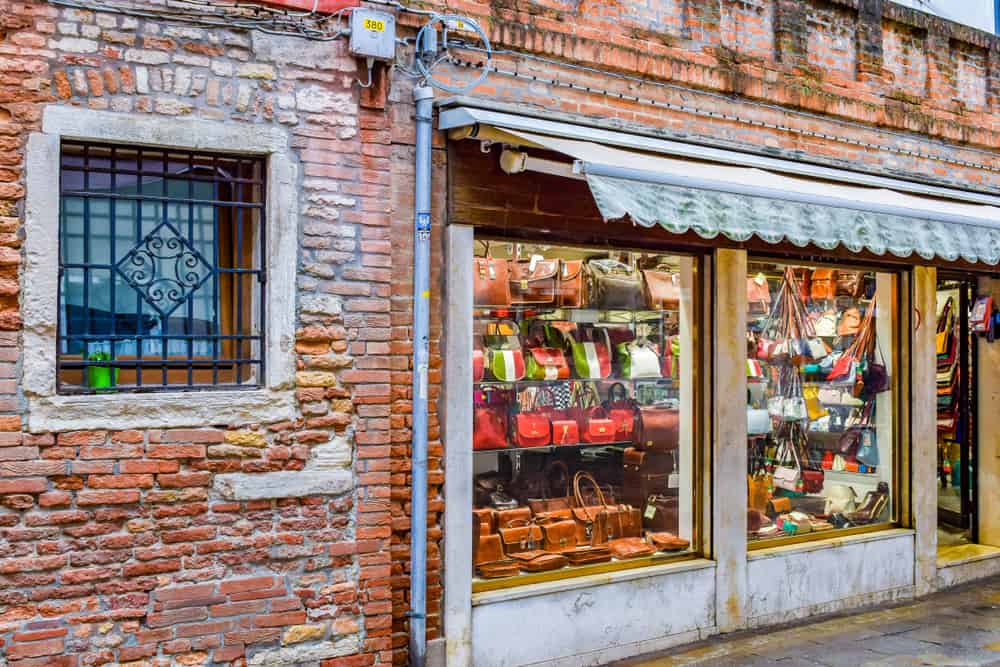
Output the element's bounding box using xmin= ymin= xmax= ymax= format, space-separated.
xmin=364 ymin=18 xmax=385 ymax=32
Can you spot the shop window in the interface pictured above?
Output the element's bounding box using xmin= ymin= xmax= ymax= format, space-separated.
xmin=57 ymin=141 xmax=265 ymax=393
xmin=472 ymin=239 xmax=701 ymax=588
xmin=746 ymin=260 xmax=899 ymax=544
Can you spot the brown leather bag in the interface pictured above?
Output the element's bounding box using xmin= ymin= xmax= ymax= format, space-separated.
xmin=509 ymin=259 xmax=558 ymax=305
xmin=497 ymin=507 xmax=531 ymax=529
xmin=527 ymin=461 xmax=573 ymax=515
xmin=810 ymin=269 xmax=836 ymax=301
xmin=642 ymin=494 xmax=678 ymax=533
xmin=540 ymin=519 xmax=578 ymax=552
xmin=477 ymin=560 xmax=519 ymax=578
xmin=509 ymin=550 xmax=568 ymax=572
xmin=634 ymin=406 xmax=680 ymax=451
xmin=643 ymin=270 xmax=681 ymax=310
xmin=586 ymin=259 xmax=645 ymax=309
xmin=557 ymin=260 xmax=585 ymax=308
xmin=499 ymin=520 xmax=543 ymax=555
xmin=474 ymin=249 xmax=511 ymax=307
xmin=564 ymin=545 xmax=612 ymax=565
xmin=835 ymin=271 xmax=863 ymax=297
xmin=606 ymin=505 xmax=643 ymax=539
xmin=474 ymin=532 xmax=504 ymax=566
xmin=473 ymin=508 xmax=497 ymax=534
xmin=837 ymin=307 xmax=862 ymax=336
xmin=647 ymin=532 xmax=689 ymax=551
xmin=608 ymin=537 xmax=655 ymax=560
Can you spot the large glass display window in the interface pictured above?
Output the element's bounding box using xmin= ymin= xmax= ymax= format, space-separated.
xmin=746 ymin=260 xmax=900 ymax=545
xmin=471 ymin=238 xmax=702 ymax=589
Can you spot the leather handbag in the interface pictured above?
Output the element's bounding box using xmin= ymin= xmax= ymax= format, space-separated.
xmin=499 ymin=520 xmax=543 ymax=555
xmin=524 ymin=347 xmax=570 ymax=381
xmin=551 ymin=418 xmax=579 ymax=445
xmin=617 ymin=340 xmax=662 ymax=380
xmin=604 ymin=383 xmax=637 ymax=442
xmin=473 ymin=508 xmax=497 ymax=534
xmin=748 ymin=473 xmax=771 ymax=513
xmin=473 ymin=404 xmax=508 ymax=451
xmin=747 ymin=276 xmax=771 ymax=313
xmin=643 ymin=269 xmax=680 ymax=310
xmin=837 ymin=307 xmax=862 ymax=336
xmin=509 ymin=257 xmax=559 ymax=305
xmin=497 ymin=507 xmax=531 ymax=529
xmin=540 ymin=519 xmax=578 ymax=552
xmin=569 ymin=327 xmax=612 ymax=379
xmin=836 ymin=271 xmax=863 ymax=297
xmin=474 ymin=245 xmax=511 ymax=307
xmin=810 ymin=269 xmax=836 ymax=301
xmin=474 ymin=531 xmax=504 ymax=566
xmin=634 ymin=405 xmax=680 ymax=451
xmin=557 ymin=260 xmax=585 ymax=308
xmin=563 ymin=545 xmax=612 ymax=565
xmin=509 ymin=550 xmax=568 ymax=572
xmin=580 ymin=412 xmax=616 ymax=444
xmin=642 ymin=493 xmax=678 ymax=533
xmin=773 ymin=440 xmax=802 ymax=492
xmin=608 ymin=537 xmax=655 ymax=560
xmin=586 ymin=259 xmax=645 ymax=309
xmin=527 ymin=461 xmax=573 ymax=515
xmin=647 ymin=532 xmax=689 ymax=551
xmin=513 ymin=407 xmax=551 ymax=448
xmin=801 ymin=468 xmax=824 ymax=494
xmin=477 ymin=560 xmax=519 ymax=578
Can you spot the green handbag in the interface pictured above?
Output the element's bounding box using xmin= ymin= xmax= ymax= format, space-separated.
xmin=570 ymin=328 xmax=611 ymax=379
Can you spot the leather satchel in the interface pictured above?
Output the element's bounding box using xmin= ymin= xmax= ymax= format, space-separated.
xmin=557 ymin=260 xmax=585 ymax=308
xmin=836 ymin=271 xmax=863 ymax=297
xmin=608 ymin=537 xmax=655 ymax=560
xmin=643 ymin=269 xmax=680 ymax=310
xmin=473 ymin=404 xmax=508 ymax=451
xmin=524 ymin=347 xmax=570 ymax=381
xmin=810 ymin=269 xmax=836 ymax=301
xmin=586 ymin=259 xmax=645 ymax=309
xmin=540 ymin=519 xmax=578 ymax=552
xmin=647 ymin=532 xmax=690 ymax=551
xmin=474 ymin=533 xmax=504 ymax=566
xmin=604 ymin=383 xmax=637 ymax=442
xmin=509 ymin=550 xmax=568 ymax=572
xmin=747 ymin=276 xmax=771 ymax=313
xmin=643 ymin=494 xmax=678 ymax=533
xmin=473 ymin=508 xmax=497 ymax=534
xmin=581 ymin=414 xmax=616 ymax=444
xmin=617 ymin=340 xmax=662 ymax=380
xmin=634 ymin=406 xmax=680 ymax=451
xmin=477 ymin=559 xmax=519 ymax=579
xmin=474 ymin=253 xmax=511 ymax=307
xmin=497 ymin=507 xmax=531 ymax=529
xmin=527 ymin=461 xmax=573 ymax=515
xmin=513 ymin=409 xmax=551 ymax=448
xmin=563 ymin=546 xmax=612 ymax=565
xmin=499 ymin=520 xmax=543 ymax=555
xmin=509 ymin=258 xmax=559 ymax=305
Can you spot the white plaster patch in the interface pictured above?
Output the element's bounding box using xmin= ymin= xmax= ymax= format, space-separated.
xmin=247 ymin=637 xmax=359 ymax=666
xmin=214 ymin=469 xmax=352 ymax=501
xmin=295 ymin=85 xmax=358 ymax=114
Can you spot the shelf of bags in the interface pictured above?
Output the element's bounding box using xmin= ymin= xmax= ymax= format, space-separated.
xmin=473 ymin=307 xmax=676 ymax=319
xmin=475 ymin=378 xmax=676 ymax=388
xmin=822 ymin=469 xmax=880 ymax=482
xmin=472 ymin=440 xmax=635 ymax=455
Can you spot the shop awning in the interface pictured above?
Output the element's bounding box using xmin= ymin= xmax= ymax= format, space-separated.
xmin=440 ymin=106 xmax=1000 ymax=265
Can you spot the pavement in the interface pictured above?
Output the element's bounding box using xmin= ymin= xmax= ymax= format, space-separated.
xmin=614 ymin=576 xmax=1000 ymax=666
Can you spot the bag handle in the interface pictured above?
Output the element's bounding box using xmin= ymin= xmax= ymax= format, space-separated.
xmin=477 ymin=239 xmax=493 ymax=259
xmin=607 ymin=382 xmax=630 ymax=405
xmin=573 ymin=471 xmax=608 ymax=521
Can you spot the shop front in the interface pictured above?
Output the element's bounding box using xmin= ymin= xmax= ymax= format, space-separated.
xmin=436 ymin=102 xmax=1000 ymax=666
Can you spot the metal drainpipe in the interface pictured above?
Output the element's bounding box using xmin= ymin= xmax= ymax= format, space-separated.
xmin=408 ymin=81 xmax=434 ymax=667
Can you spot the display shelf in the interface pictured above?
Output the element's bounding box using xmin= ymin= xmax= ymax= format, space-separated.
xmin=473 ymin=440 xmax=634 ymax=455
xmin=476 ymin=378 xmax=677 ymax=388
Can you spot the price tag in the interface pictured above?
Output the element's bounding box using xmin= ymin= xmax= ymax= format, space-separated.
xmin=644 ymin=504 xmax=656 ymax=520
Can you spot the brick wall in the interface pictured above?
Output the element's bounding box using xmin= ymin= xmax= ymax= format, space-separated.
xmin=2 ymin=0 xmax=1000 ymax=665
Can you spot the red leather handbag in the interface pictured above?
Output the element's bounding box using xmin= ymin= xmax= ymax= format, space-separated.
xmin=604 ymin=382 xmax=637 ymax=442
xmin=473 ymin=350 xmax=484 ymax=383
xmin=513 ymin=390 xmax=552 ymax=448
xmin=551 ymin=419 xmax=580 ymax=445
xmin=581 ymin=411 xmax=616 ymax=444
xmin=525 ymin=347 xmax=570 ymax=380
xmin=473 ymin=405 xmax=508 ymax=451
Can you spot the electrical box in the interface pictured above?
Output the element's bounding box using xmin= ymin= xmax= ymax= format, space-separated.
xmin=349 ymin=9 xmax=396 ymax=61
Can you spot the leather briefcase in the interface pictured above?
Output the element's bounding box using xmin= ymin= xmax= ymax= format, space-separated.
xmin=586 ymin=259 xmax=645 ymax=309
xmin=509 ymin=259 xmax=559 ymax=305
xmin=497 ymin=507 xmax=531 ymax=529
xmin=499 ymin=521 xmax=543 ymax=555
xmin=564 ymin=545 xmax=612 ymax=565
xmin=540 ymin=519 xmax=578 ymax=552
xmin=477 ymin=559 xmax=519 ymax=578
xmin=474 ymin=255 xmax=511 ymax=307
xmin=647 ymin=531 xmax=689 ymax=551
xmin=557 ymin=259 xmax=585 ymax=308
xmin=608 ymin=537 xmax=655 ymax=560
xmin=634 ymin=406 xmax=680 ymax=451
xmin=509 ymin=550 xmax=568 ymax=572
xmin=642 ymin=494 xmax=678 ymax=533
xmin=643 ymin=269 xmax=681 ymax=310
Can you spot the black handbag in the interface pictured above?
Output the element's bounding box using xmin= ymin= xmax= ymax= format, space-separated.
xmin=585 ymin=259 xmax=644 ymax=309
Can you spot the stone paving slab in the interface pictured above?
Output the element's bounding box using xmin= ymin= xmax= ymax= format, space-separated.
xmin=613 ymin=575 xmax=1000 ymax=667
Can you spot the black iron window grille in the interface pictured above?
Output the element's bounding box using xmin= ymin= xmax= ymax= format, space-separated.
xmin=57 ymin=141 xmax=266 ymax=393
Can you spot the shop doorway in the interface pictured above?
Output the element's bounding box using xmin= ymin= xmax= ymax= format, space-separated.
xmin=936 ymin=276 xmax=978 ymax=552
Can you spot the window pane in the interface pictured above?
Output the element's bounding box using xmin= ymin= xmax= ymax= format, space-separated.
xmin=57 ymin=141 xmax=265 ymax=393
xmin=746 ymin=260 xmax=896 ymax=543
xmin=471 ymin=239 xmax=700 ymax=588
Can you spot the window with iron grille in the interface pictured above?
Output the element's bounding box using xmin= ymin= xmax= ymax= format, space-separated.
xmin=58 ymin=141 xmax=266 ymax=393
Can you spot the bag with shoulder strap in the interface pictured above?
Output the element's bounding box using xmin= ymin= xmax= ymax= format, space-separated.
xmin=474 ymin=242 xmax=511 ymax=307
xmin=643 ymin=269 xmax=680 ymax=310
xmin=568 ymin=327 xmax=612 ymax=379
xmin=557 ymin=260 xmax=585 ymax=308
xmin=586 ymin=259 xmax=645 ymax=309
xmin=509 ymin=255 xmax=559 ymax=305
xmin=617 ymin=339 xmax=662 ymax=380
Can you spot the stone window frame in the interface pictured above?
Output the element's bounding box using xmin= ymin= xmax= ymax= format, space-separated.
xmin=23 ymin=106 xmax=298 ymax=433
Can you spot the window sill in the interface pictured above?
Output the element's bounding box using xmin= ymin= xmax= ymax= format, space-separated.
xmin=748 ymin=527 xmax=914 ymax=561
xmin=472 ymin=557 xmax=716 ymax=607
xmin=27 ymin=388 xmax=295 ymax=433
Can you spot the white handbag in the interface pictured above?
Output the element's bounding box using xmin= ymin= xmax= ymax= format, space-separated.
xmin=823 ymin=484 xmax=857 ymax=515
xmin=806 ymin=337 xmax=828 ymax=360
xmin=747 ymin=408 xmax=772 ymax=435
xmin=622 ymin=340 xmax=661 ymax=379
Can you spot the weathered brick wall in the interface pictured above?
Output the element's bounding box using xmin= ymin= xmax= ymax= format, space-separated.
xmin=3 ymin=0 xmax=1000 ymax=665
xmin=0 ymin=1 xmax=418 ymax=665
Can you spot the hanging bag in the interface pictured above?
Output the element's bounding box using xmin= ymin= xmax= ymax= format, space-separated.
xmin=509 ymin=254 xmax=559 ymax=305
xmin=474 ymin=242 xmax=512 ymax=307
xmin=643 ymin=269 xmax=681 ymax=310
xmin=569 ymin=327 xmax=613 ymax=379
xmin=617 ymin=339 xmax=662 ymax=380
xmin=473 ymin=389 xmax=509 ymax=451
xmin=586 ymin=258 xmax=645 ymax=309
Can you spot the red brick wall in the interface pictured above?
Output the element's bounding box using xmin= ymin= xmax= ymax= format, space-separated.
xmin=2 ymin=0 xmax=1000 ymax=665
